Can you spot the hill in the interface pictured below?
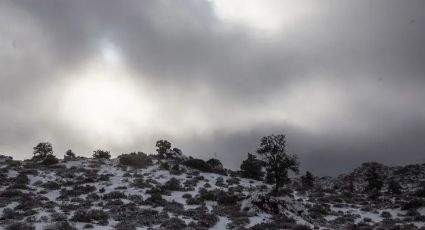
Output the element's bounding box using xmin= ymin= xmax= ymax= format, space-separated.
xmin=0 ymin=154 xmax=424 ymax=230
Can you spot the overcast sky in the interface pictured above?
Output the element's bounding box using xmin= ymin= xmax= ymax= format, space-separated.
xmin=1 ymin=0 xmax=424 ymax=175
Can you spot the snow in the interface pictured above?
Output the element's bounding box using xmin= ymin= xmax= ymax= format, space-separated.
xmin=210 ymin=216 xmax=230 ymax=230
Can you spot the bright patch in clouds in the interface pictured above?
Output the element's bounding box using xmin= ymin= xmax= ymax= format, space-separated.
xmin=211 ymin=0 xmax=319 ymax=33
xmin=58 ymin=56 xmax=156 ymax=146
xmin=101 ymin=40 xmax=121 ymax=64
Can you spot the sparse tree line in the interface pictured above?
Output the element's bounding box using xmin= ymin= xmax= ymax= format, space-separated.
xmin=27 ymin=134 xmax=420 ymax=198
xmin=29 ymin=134 xmax=303 ymax=195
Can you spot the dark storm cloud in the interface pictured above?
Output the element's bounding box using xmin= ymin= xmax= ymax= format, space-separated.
xmin=1 ymin=0 xmax=425 ymax=175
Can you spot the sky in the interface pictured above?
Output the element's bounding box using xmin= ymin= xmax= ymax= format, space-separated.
xmin=0 ymin=0 xmax=425 ymax=176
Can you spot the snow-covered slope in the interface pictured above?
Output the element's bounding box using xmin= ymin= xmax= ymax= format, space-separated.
xmin=0 ymin=155 xmax=424 ymax=230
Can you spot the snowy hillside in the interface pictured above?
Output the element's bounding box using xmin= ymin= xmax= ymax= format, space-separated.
xmin=0 ymin=154 xmax=424 ymax=230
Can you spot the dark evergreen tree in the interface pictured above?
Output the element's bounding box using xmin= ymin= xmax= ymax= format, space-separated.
xmin=155 ymin=140 xmax=172 ymax=158
xmin=32 ymin=142 xmax=53 ymax=161
xmin=32 ymin=142 xmax=58 ymax=165
xmin=64 ymin=149 xmax=76 ymax=160
xmin=93 ymin=149 xmax=111 ymax=159
xmin=364 ymin=163 xmax=384 ymax=198
xmin=345 ymin=174 xmax=355 ymax=195
xmin=42 ymin=154 xmax=59 ymax=165
xmin=207 ymin=158 xmax=223 ymax=170
xmin=240 ymin=153 xmax=264 ymax=180
xmin=301 ymin=171 xmax=315 ymax=189
xmin=256 ymin=134 xmax=299 ymax=194
xmin=388 ymin=179 xmax=402 ymax=195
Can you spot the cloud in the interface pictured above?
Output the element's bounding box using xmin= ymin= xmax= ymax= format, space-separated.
xmin=0 ymin=0 xmax=424 ymax=175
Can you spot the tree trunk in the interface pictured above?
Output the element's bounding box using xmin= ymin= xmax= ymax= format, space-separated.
xmin=274 ymin=175 xmax=280 ymax=195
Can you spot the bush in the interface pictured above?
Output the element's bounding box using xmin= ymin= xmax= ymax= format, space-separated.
xmin=64 ymin=150 xmax=77 ymax=161
xmin=199 ymin=188 xmax=216 ymax=201
xmin=132 ymin=177 xmax=152 ymax=189
xmin=41 ymin=181 xmax=61 ymax=190
xmin=32 ymin=142 xmax=53 ymax=161
xmin=240 ymin=153 xmax=264 ymax=180
xmin=42 ymin=154 xmax=59 ymax=165
xmin=388 ymin=179 xmax=402 ymax=195
xmin=415 ymin=187 xmax=425 ymax=197
xmin=186 ymin=197 xmax=203 ymax=205
xmin=156 ymin=140 xmax=172 ymax=158
xmin=60 ymin=185 xmax=96 ymax=198
xmin=92 ymin=150 xmax=111 ymax=159
xmin=217 ymin=191 xmax=239 ymax=205
xmin=183 ymin=158 xmax=212 ymax=172
xmin=118 ymin=152 xmax=152 ymax=168
xmin=71 ymin=209 xmax=109 ymax=225
xmin=5 ymin=222 xmax=35 ymax=230
xmin=44 ymin=221 xmax=77 ymax=230
xmin=402 ymin=199 xmax=425 ymax=210
xmin=163 ymin=177 xmax=182 ymax=191
xmin=160 ymin=217 xmax=187 ymax=230
xmin=115 ymin=221 xmax=137 ymax=230
xmin=0 ymin=189 xmax=23 ymax=198
xmin=51 ymin=212 xmax=68 ymax=222
xmin=292 ymin=224 xmax=312 ymax=230
xmin=15 ymin=173 xmax=30 ymax=184
xmin=206 ymin=158 xmax=223 ymax=168
xmin=103 ymin=191 xmax=127 ymax=200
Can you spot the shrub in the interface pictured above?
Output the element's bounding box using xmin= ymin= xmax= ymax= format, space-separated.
xmin=402 ymin=199 xmax=425 ymax=210
xmin=41 ymin=181 xmax=61 ymax=190
xmin=51 ymin=212 xmax=68 ymax=222
xmin=44 ymin=221 xmax=77 ymax=230
xmin=240 ymin=153 xmax=264 ymax=180
xmin=115 ymin=221 xmax=137 ymax=230
xmin=5 ymin=222 xmax=35 ymax=230
xmin=15 ymin=173 xmax=30 ymax=184
xmin=145 ymin=193 xmax=166 ymax=206
xmin=183 ymin=158 xmax=212 ymax=172
xmin=60 ymin=185 xmax=96 ymax=198
xmin=182 ymin=193 xmax=192 ymax=199
xmin=156 ymin=140 xmax=172 ymax=158
xmin=118 ymin=152 xmax=152 ymax=168
xmin=301 ymin=171 xmax=315 ymax=189
xmin=388 ymin=179 xmax=402 ymax=195
xmin=170 ymin=164 xmax=185 ymax=175
xmin=64 ymin=149 xmax=77 ymax=161
xmin=292 ymin=224 xmax=312 ymax=230
xmin=160 ymin=217 xmax=187 ymax=230
xmin=163 ymin=177 xmax=182 ymax=191
xmin=42 ymin=154 xmax=59 ymax=165
xmin=128 ymin=194 xmax=144 ymax=204
xmin=132 ymin=178 xmax=152 ymax=189
xmin=206 ymin=158 xmax=223 ymax=169
xmin=71 ymin=209 xmax=109 ymax=225
xmin=32 ymin=142 xmax=53 ymax=161
xmin=83 ymin=224 xmax=94 ymax=229
xmin=0 ymin=189 xmax=23 ymax=198
xmin=92 ymin=150 xmax=111 ymax=159
xmin=137 ymin=209 xmax=169 ymax=226
xmin=163 ymin=201 xmax=185 ymax=215
xmin=226 ymin=177 xmax=240 ymax=185
xmin=415 ymin=187 xmax=425 ymax=197
xmin=103 ymin=191 xmax=127 ymax=200
xmin=186 ymin=197 xmax=203 ymax=205
xmin=217 ymin=191 xmax=239 ymax=205
xmin=198 ymin=213 xmax=219 ymax=228
xmin=380 ymin=211 xmax=392 ymax=218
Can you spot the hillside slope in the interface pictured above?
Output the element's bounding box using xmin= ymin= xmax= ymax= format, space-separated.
xmin=0 ymin=155 xmax=424 ymax=230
